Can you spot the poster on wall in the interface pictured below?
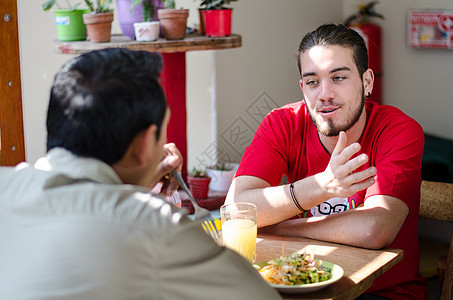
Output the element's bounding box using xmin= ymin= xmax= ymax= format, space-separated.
xmin=408 ymin=10 xmax=453 ymax=49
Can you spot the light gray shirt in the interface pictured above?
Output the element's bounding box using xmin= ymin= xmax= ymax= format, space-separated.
xmin=0 ymin=148 xmax=280 ymax=300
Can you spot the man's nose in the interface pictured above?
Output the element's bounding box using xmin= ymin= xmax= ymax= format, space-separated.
xmin=318 ymin=80 xmax=335 ymax=101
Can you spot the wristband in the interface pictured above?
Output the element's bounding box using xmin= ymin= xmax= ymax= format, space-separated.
xmin=289 ymin=182 xmax=305 ymax=212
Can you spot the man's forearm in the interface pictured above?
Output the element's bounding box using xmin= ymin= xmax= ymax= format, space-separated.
xmin=259 ymin=195 xmax=407 ymax=250
xmin=259 ymin=207 xmax=387 ymax=249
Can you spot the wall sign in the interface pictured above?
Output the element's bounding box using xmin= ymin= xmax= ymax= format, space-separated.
xmin=408 ymin=10 xmax=453 ymax=49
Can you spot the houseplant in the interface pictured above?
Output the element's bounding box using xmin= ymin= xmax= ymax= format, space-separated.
xmin=206 ymin=163 xmax=238 ymax=192
xmin=157 ymin=0 xmax=189 ymax=40
xmin=130 ymin=0 xmax=160 ymax=41
xmin=42 ymin=0 xmax=89 ymax=41
xmin=199 ymin=0 xmax=237 ymax=37
xmin=82 ymin=0 xmax=114 ymax=43
xmin=187 ymin=167 xmax=211 ymax=199
xmin=116 ymin=0 xmax=163 ymax=39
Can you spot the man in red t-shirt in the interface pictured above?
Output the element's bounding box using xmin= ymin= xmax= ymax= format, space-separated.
xmin=226 ymin=24 xmax=427 ymax=299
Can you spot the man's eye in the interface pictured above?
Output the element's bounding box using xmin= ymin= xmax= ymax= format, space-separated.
xmin=306 ymin=80 xmax=318 ymax=86
xmin=333 ymin=76 xmax=346 ymax=82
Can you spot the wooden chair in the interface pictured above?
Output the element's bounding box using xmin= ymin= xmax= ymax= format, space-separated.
xmin=420 ymin=180 xmax=453 ymax=299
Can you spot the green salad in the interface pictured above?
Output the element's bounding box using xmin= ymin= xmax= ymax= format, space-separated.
xmin=258 ymin=253 xmax=332 ymax=285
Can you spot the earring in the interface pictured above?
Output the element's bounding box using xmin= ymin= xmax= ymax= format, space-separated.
xmin=366 ymin=92 xmax=371 ymax=98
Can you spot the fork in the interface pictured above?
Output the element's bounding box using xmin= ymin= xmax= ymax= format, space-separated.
xmin=171 ymin=170 xmax=221 ymax=242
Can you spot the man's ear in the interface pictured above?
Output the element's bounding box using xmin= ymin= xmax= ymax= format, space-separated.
xmin=130 ymin=124 xmax=158 ymax=166
xmin=299 ymin=79 xmax=304 ymax=90
xmin=363 ymin=68 xmax=374 ymax=96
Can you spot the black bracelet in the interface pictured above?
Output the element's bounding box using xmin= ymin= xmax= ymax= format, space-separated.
xmin=289 ymin=182 xmax=305 ymax=212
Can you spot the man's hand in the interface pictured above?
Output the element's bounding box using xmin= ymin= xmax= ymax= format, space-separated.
xmin=317 ymin=131 xmax=376 ymax=198
xmin=153 ymin=143 xmax=182 ymax=196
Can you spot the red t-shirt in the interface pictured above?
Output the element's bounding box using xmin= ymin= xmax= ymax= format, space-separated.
xmin=236 ymin=101 xmax=427 ymax=299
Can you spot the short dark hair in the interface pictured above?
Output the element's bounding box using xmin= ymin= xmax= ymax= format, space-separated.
xmin=297 ymin=23 xmax=368 ymax=78
xmin=46 ymin=48 xmax=167 ymax=165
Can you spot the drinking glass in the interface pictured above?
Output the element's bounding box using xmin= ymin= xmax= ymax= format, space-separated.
xmin=220 ymin=202 xmax=257 ymax=263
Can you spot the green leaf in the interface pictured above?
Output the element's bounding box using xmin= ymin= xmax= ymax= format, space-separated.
xmin=130 ymin=0 xmax=143 ymax=13
xmin=199 ymin=0 xmax=238 ymax=10
xmin=83 ymin=0 xmax=95 ymax=12
xmin=70 ymin=2 xmax=82 ymax=10
xmin=163 ymin=0 xmax=175 ymax=9
xmin=211 ymin=0 xmax=223 ymax=9
xmin=42 ymin=0 xmax=56 ymax=11
xmin=192 ymin=167 xmax=208 ymax=177
xmin=142 ymin=1 xmax=154 ymax=21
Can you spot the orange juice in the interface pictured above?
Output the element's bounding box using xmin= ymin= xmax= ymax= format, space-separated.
xmin=222 ymin=219 xmax=257 ymax=263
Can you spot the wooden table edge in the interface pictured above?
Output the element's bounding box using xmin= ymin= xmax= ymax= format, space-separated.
xmin=335 ymin=248 xmax=403 ymax=300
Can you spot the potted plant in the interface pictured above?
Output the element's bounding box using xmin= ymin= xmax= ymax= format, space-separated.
xmin=157 ymin=0 xmax=189 ymax=40
xmin=199 ymin=0 xmax=237 ymax=37
xmin=116 ymin=0 xmax=163 ymax=39
xmin=42 ymin=0 xmax=89 ymax=41
xmin=187 ymin=167 xmax=211 ymax=199
xmin=206 ymin=162 xmax=238 ymax=192
xmin=82 ymin=0 xmax=114 ymax=43
xmin=131 ymin=0 xmax=160 ymax=41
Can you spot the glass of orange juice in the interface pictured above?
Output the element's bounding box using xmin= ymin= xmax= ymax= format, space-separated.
xmin=220 ymin=202 xmax=257 ymax=263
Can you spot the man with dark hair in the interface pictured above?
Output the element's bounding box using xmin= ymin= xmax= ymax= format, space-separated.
xmin=227 ymin=24 xmax=427 ymax=299
xmin=0 ymin=48 xmax=281 ymax=300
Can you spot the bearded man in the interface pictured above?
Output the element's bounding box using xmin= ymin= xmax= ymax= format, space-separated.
xmin=226 ymin=23 xmax=427 ymax=299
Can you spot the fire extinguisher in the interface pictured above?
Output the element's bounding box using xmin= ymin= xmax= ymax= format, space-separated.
xmin=345 ymin=1 xmax=384 ymax=105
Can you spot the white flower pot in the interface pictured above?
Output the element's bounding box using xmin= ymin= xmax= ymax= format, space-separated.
xmin=133 ymin=21 xmax=160 ymax=41
xmin=206 ymin=163 xmax=239 ymax=192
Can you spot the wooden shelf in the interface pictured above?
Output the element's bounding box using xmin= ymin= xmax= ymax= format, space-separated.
xmin=54 ymin=33 xmax=242 ymax=54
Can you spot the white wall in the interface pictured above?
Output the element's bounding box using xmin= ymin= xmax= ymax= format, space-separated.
xmin=18 ymin=0 xmax=76 ymax=163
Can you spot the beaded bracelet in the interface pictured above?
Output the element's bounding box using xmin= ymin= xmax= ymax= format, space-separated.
xmin=289 ymin=182 xmax=305 ymax=212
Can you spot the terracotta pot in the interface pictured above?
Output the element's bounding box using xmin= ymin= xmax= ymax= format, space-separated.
xmin=198 ymin=9 xmax=205 ymax=35
xmin=157 ymin=9 xmax=189 ymax=40
xmin=83 ymin=12 xmax=114 ymax=43
xmin=187 ymin=176 xmax=211 ymax=199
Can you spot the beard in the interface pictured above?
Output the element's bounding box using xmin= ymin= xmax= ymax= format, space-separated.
xmin=307 ymin=88 xmax=366 ymax=137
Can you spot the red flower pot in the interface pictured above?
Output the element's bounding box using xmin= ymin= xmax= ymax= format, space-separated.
xmin=202 ymin=9 xmax=232 ymax=37
xmin=188 ymin=176 xmax=211 ymax=199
